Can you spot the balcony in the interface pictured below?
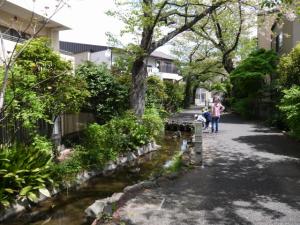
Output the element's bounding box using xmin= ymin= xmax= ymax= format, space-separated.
xmin=0 ymin=32 xmax=26 ymax=43
xmin=147 ymin=66 xmax=182 ymax=81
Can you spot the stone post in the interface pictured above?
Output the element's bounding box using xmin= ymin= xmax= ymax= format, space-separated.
xmin=193 ymin=121 xmax=203 ymax=165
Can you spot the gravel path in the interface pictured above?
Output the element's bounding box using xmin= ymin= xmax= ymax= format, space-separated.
xmin=116 ymin=113 xmax=300 ymax=225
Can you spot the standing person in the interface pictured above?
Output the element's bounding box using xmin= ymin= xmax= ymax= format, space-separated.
xmin=202 ymin=107 xmax=211 ymax=130
xmin=211 ymin=96 xmax=225 ymax=133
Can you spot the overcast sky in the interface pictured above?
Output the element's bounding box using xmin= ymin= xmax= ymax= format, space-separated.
xmin=10 ymin=0 xmax=122 ymax=46
xmin=7 ymin=0 xmax=174 ymax=53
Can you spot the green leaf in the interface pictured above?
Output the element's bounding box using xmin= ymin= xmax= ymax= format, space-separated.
xmin=20 ymin=186 xmax=33 ymax=196
xmin=1 ymin=200 xmax=10 ymax=207
xmin=27 ymin=192 xmax=38 ymax=202
xmin=4 ymin=188 xmax=15 ymax=194
xmin=3 ymin=173 xmax=16 ymax=178
xmin=39 ymin=188 xmax=51 ymax=198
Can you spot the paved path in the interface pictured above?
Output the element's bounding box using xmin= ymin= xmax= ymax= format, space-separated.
xmin=116 ymin=113 xmax=300 ymax=225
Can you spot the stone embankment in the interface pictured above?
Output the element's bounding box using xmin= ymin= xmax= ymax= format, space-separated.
xmin=0 ymin=141 xmax=160 ymax=222
xmin=86 ymin=140 xmax=202 ymax=225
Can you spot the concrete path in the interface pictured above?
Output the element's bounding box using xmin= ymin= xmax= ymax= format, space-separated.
xmin=116 ymin=113 xmax=300 ymax=225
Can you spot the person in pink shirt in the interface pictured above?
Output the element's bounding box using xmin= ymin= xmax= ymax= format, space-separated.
xmin=211 ymin=96 xmax=225 ymax=133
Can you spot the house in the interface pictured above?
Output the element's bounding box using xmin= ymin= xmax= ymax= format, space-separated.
xmin=59 ymin=41 xmax=183 ymax=82
xmin=258 ymin=11 xmax=300 ymax=55
xmin=194 ymin=88 xmax=213 ymax=107
xmin=146 ymin=51 xmax=182 ymax=82
xmin=0 ymin=1 xmax=94 ymax=148
xmin=0 ymin=0 xmax=71 ymax=56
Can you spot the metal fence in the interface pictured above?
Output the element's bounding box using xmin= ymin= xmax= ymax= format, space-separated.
xmin=0 ymin=112 xmax=95 ymax=149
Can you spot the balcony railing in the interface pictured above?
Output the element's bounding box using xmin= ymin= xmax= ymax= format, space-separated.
xmin=159 ymin=65 xmax=178 ymax=74
xmin=0 ymin=32 xmax=26 ymax=43
xmin=147 ymin=66 xmax=178 ymax=74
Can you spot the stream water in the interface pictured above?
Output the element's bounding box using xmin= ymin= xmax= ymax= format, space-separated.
xmin=4 ymin=131 xmax=190 ymax=225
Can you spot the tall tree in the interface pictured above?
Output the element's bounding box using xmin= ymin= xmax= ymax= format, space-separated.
xmin=0 ymin=0 xmax=69 ymax=114
xmin=109 ymin=0 xmax=230 ymax=116
xmin=172 ymin=32 xmax=226 ymax=108
xmin=190 ymin=0 xmax=245 ymax=74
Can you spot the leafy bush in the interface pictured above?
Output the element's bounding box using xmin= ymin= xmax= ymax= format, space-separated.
xmin=50 ymin=146 xmax=84 ymax=182
xmin=7 ymin=38 xmax=89 ymax=131
xmin=143 ymin=108 xmax=164 ymax=139
xmin=51 ymin=109 xmax=164 ymax=183
xmin=278 ymin=43 xmax=300 ymax=88
xmin=164 ymin=81 xmax=184 ymax=113
xmin=279 ymin=86 xmax=300 ymax=137
xmin=146 ymin=76 xmax=166 ymax=108
xmin=165 ymin=152 xmax=183 ymax=173
xmin=76 ymin=62 xmax=129 ymax=124
xmin=231 ymin=97 xmax=256 ymax=118
xmin=230 ymin=49 xmax=278 ymax=117
xmin=0 ymin=136 xmax=53 ymax=208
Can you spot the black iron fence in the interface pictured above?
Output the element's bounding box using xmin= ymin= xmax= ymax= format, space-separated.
xmin=0 ymin=113 xmax=51 ymax=149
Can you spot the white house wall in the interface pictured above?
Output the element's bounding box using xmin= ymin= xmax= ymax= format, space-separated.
xmin=74 ymin=52 xmax=90 ymax=66
xmin=90 ymin=50 xmax=111 ymax=66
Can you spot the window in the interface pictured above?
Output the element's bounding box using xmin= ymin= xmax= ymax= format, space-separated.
xmin=156 ymin=60 xmax=161 ymax=71
xmin=276 ymin=32 xmax=283 ymax=52
xmin=201 ymin=93 xmax=206 ymax=102
xmin=165 ymin=62 xmax=172 ymax=73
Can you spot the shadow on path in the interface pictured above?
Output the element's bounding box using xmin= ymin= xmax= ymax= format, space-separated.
xmin=117 ymin=113 xmax=300 ymax=225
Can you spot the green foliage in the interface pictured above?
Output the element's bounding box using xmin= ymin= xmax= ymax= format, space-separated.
xmin=76 ymin=62 xmax=129 ymax=124
xmin=279 ymin=86 xmax=300 ymax=137
xmin=143 ymin=108 xmax=164 ymax=139
xmin=210 ymin=82 xmax=228 ymax=93
xmin=105 ymin=112 xmax=149 ymax=151
xmin=230 ymin=49 xmax=278 ymax=117
xmin=50 ymin=146 xmax=84 ymax=182
xmin=165 ymin=152 xmax=183 ymax=173
xmin=278 ymin=43 xmax=300 ymax=88
xmin=0 ymin=136 xmax=53 ymax=208
xmin=5 ymin=38 xmax=89 ymax=132
xmin=231 ymin=97 xmax=256 ymax=118
xmin=146 ymin=76 xmax=166 ymax=108
xmin=52 ymin=109 xmax=163 ymax=179
xmin=164 ymin=81 xmax=184 ymax=113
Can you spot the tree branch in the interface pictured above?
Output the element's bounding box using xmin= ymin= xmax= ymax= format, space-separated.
xmin=150 ymin=0 xmax=227 ymax=52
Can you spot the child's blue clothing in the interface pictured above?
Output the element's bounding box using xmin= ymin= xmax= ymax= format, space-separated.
xmin=202 ymin=111 xmax=211 ymax=122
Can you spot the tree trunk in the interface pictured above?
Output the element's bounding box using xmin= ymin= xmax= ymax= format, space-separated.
xmin=184 ymin=74 xmax=192 ymax=108
xmin=131 ymin=56 xmax=147 ymax=117
xmin=223 ymin=56 xmax=235 ymax=74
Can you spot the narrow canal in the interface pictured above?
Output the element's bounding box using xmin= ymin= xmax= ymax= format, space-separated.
xmin=5 ymin=131 xmax=190 ymax=225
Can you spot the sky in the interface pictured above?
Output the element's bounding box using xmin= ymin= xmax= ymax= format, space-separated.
xmin=9 ymin=0 xmax=123 ymax=46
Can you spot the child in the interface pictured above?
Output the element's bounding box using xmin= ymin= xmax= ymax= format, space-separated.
xmin=194 ymin=114 xmax=206 ymax=124
xmin=202 ymin=107 xmax=211 ymax=130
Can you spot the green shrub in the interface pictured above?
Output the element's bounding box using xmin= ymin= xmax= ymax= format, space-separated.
xmin=164 ymin=81 xmax=184 ymax=113
xmin=279 ymin=86 xmax=300 ymax=137
xmin=76 ymin=62 xmax=129 ymax=124
xmin=230 ymin=49 xmax=278 ymax=117
xmin=278 ymin=43 xmax=300 ymax=88
xmin=0 ymin=136 xmax=53 ymax=208
xmin=146 ymin=76 xmax=166 ymax=108
xmin=143 ymin=108 xmax=164 ymax=139
xmin=165 ymin=152 xmax=183 ymax=173
xmin=50 ymin=146 xmax=84 ymax=182
xmin=105 ymin=112 xmax=148 ymax=152
xmin=232 ymin=97 xmax=256 ymax=118
xmin=50 ymin=110 xmax=164 ymax=182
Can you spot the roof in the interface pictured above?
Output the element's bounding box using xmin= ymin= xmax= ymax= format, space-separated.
xmin=59 ymin=41 xmax=177 ymax=61
xmin=59 ymin=41 xmax=109 ymax=54
xmin=150 ymin=51 xmax=175 ymax=60
xmin=1 ymin=1 xmax=70 ymax=31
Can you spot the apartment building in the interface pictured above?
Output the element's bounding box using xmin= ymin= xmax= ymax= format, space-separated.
xmin=258 ymin=12 xmax=300 ymax=55
xmin=60 ymin=41 xmax=183 ymax=82
xmin=0 ymin=1 xmax=94 ymax=147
